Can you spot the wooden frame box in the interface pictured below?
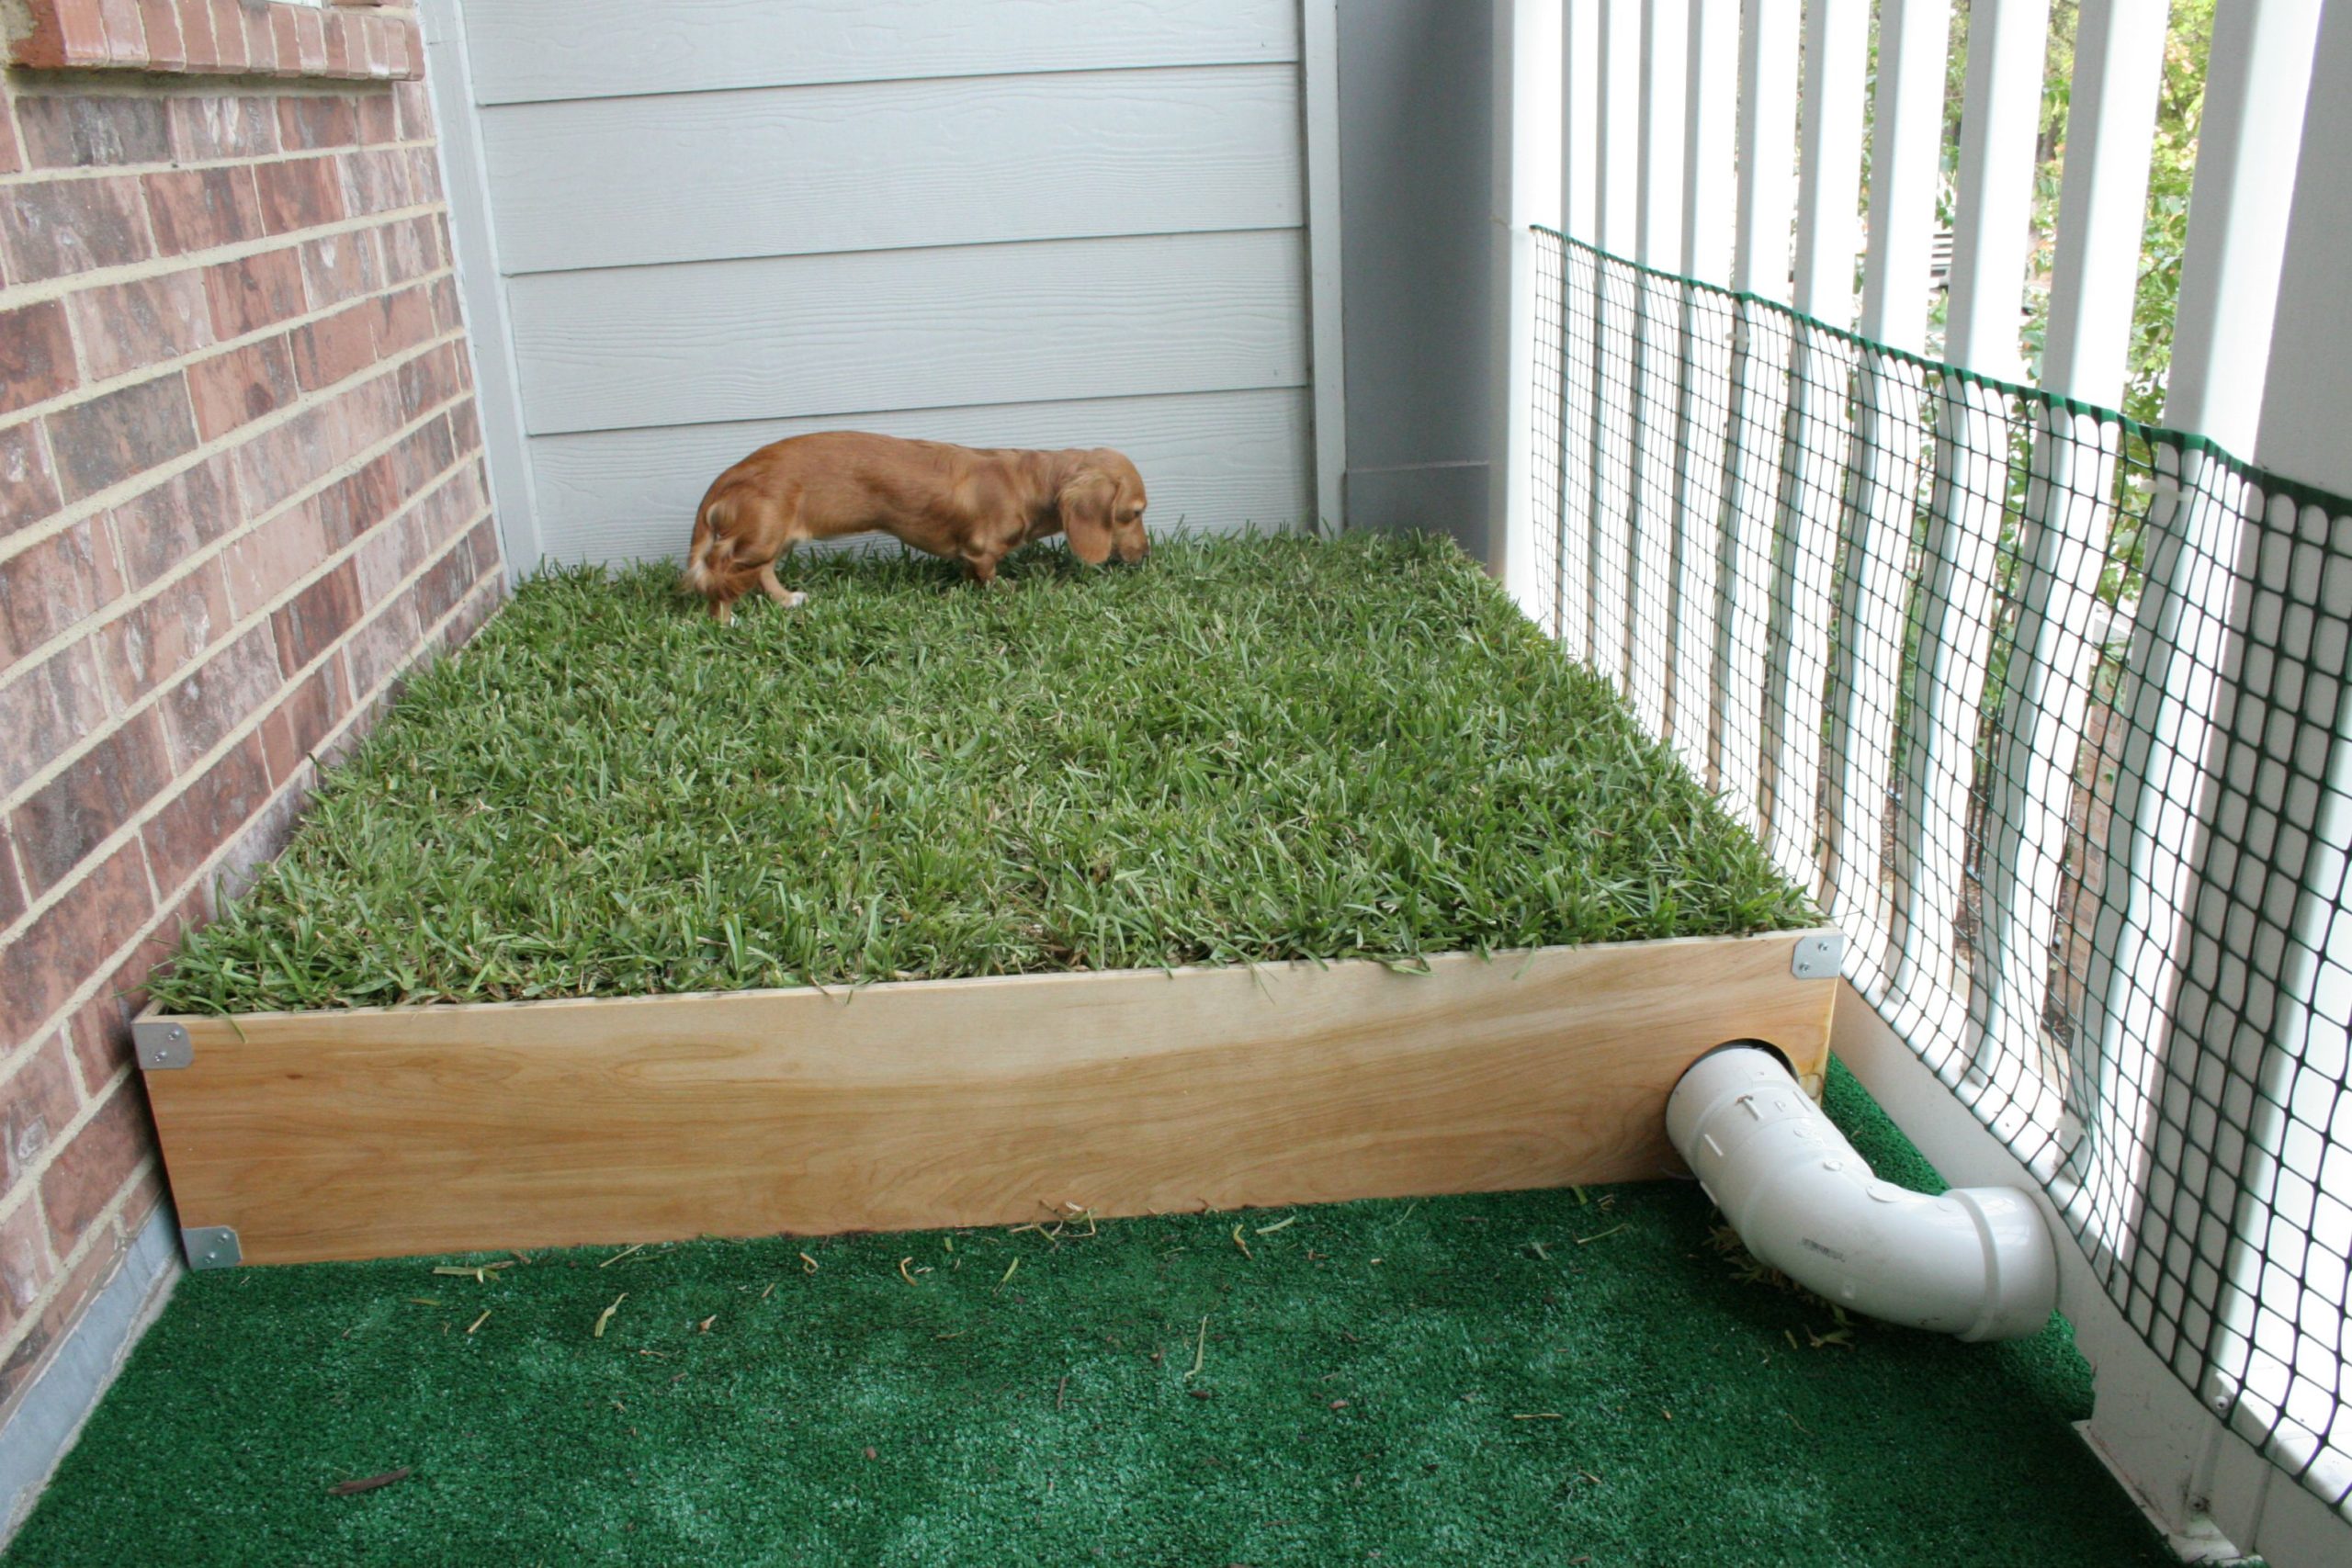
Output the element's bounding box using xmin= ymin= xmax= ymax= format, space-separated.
xmin=135 ymin=929 xmax=1841 ymax=1265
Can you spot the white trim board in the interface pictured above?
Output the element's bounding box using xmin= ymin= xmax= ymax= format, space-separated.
xmin=1487 ymin=0 xmax=1560 ymax=616
xmin=419 ymin=0 xmax=543 ymax=580
xmin=1301 ymin=0 xmax=1349 ymax=532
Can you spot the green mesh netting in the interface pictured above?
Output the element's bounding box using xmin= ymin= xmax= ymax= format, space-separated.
xmin=1533 ymin=225 xmax=2351 ymax=1517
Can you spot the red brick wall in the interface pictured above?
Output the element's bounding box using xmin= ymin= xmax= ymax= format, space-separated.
xmin=0 ymin=0 xmax=505 ymax=1419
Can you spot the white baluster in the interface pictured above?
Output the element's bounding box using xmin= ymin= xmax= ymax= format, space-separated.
xmin=1833 ymin=0 xmax=1950 ymax=996
xmin=1976 ymin=0 xmax=2167 ymax=1175
xmin=1711 ymin=0 xmax=1798 ymax=826
xmin=1666 ymin=0 xmax=1741 ymax=784
xmin=1891 ymin=0 xmax=2050 ymax=1077
xmin=1760 ymin=0 xmax=1867 ymax=897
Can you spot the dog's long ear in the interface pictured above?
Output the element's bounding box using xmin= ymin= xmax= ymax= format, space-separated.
xmin=1057 ymin=470 xmax=1116 ymax=564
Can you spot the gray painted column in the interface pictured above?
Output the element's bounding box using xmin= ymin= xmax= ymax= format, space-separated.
xmin=1338 ymin=0 xmax=1495 ymax=547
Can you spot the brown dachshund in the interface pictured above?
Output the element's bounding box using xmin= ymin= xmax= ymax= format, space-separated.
xmin=683 ymin=432 xmax=1149 ymax=621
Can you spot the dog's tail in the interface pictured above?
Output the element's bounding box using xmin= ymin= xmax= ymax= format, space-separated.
xmin=683 ymin=488 xmax=759 ymax=609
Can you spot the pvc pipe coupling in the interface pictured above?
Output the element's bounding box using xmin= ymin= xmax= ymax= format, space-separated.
xmin=1665 ymin=1044 xmax=2059 ymax=1342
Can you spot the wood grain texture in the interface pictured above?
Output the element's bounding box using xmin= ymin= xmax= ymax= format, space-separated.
xmin=481 ymin=66 xmax=1304 ymax=275
xmin=462 ymin=0 xmax=1301 ymax=106
xmin=526 ymin=387 xmax=1315 ymax=564
xmin=143 ymin=931 xmax=1839 ymax=1264
xmin=506 ymin=229 xmax=1309 ymax=436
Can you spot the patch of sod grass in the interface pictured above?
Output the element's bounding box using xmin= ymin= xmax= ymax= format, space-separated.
xmin=1 ymin=1063 xmax=2171 ymax=1567
xmin=153 ymin=533 xmax=1814 ymax=1014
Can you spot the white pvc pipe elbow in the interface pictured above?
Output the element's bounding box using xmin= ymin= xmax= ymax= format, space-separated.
xmin=1666 ymin=1044 xmax=2059 ymax=1342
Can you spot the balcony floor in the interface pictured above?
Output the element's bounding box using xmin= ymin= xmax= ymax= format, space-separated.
xmin=4 ymin=1065 xmax=2171 ymax=1566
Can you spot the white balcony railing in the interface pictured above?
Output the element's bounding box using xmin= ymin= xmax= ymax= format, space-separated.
xmin=1494 ymin=2 xmax=2352 ymax=1558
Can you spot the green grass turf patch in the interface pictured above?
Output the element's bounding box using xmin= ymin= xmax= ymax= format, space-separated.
xmin=3 ymin=1062 xmax=2167 ymax=1567
xmin=153 ymin=533 xmax=1813 ymax=1014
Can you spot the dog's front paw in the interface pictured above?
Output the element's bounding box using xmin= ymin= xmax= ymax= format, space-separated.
xmin=781 ymin=591 xmax=808 ymax=608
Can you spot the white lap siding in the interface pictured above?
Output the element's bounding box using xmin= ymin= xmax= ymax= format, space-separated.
xmin=443 ymin=0 xmax=1317 ymax=564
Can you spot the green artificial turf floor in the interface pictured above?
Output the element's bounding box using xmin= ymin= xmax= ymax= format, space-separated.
xmin=6 ymin=1062 xmax=2167 ymax=1567
xmin=153 ymin=533 xmax=1812 ymax=1014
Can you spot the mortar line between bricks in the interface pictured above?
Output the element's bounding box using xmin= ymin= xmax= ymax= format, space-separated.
xmin=0 ymin=550 xmax=505 ymax=1069
xmin=0 ymin=261 xmax=460 ymax=585
xmin=0 ymin=284 xmax=462 ymax=596
xmin=2 ymin=5 xmax=427 ymax=94
xmin=123 ymin=543 xmax=503 ymax=964
xmin=5 ymin=74 xmax=422 ymax=109
xmin=0 ymin=135 xmax=444 ymax=197
xmin=0 ymin=175 xmax=444 ymax=310
xmin=0 ymin=254 xmax=459 ymax=564
xmin=0 ymin=1150 xmax=164 ymax=1393
xmin=15 ymin=268 xmax=458 ymax=512
xmin=0 ymin=345 xmax=481 ymax=822
xmin=0 ymin=374 xmax=484 ymax=831
xmin=0 ymin=1069 xmax=153 ymax=1277
xmin=0 ymin=339 xmax=473 ymax=701
xmin=22 ymin=280 xmax=458 ymax=545
xmin=0 ymin=836 xmax=28 ymax=941
xmin=0 ymin=479 xmax=496 ymax=930
xmin=0 ymin=333 xmax=475 ymax=779
xmin=0 ymin=139 xmax=444 ymax=210
xmin=0 ymin=523 xmax=502 ymax=1088
xmin=0 ymin=194 xmax=450 ymax=378
xmin=2 ymin=75 xmax=420 ymax=113
xmin=0 ymin=1149 xmax=161 ymax=1370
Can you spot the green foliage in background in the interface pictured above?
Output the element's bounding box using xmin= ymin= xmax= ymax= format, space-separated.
xmin=2120 ymin=0 xmax=2216 ymax=426
xmin=1946 ymin=0 xmax=2215 ymax=425
xmin=1864 ymin=0 xmax=2213 ymax=428
xmin=1863 ymin=1 xmax=2216 ymax=610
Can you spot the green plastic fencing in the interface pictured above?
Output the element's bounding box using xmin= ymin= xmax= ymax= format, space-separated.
xmin=1532 ymin=225 xmax=2351 ymax=1517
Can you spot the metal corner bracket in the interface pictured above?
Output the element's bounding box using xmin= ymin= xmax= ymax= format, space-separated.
xmin=1791 ymin=931 xmax=1847 ymax=980
xmin=132 ymin=1019 xmax=191 ymax=1070
xmin=181 ymin=1226 xmax=241 ymax=1269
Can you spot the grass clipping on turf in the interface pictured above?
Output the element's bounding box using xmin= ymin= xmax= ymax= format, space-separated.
xmin=152 ymin=533 xmax=1814 ymax=1014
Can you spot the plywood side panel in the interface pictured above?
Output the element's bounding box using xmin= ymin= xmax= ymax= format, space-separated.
xmin=463 ymin=0 xmax=1301 ymax=106
xmin=481 ymin=66 xmax=1303 ymax=275
xmin=526 ymin=387 xmax=1315 ymax=564
xmin=144 ymin=932 xmax=1838 ymax=1264
xmin=506 ymin=230 xmax=1309 ymax=436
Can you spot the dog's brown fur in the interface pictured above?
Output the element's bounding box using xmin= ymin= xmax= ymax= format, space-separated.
xmin=684 ymin=432 xmax=1149 ymax=621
